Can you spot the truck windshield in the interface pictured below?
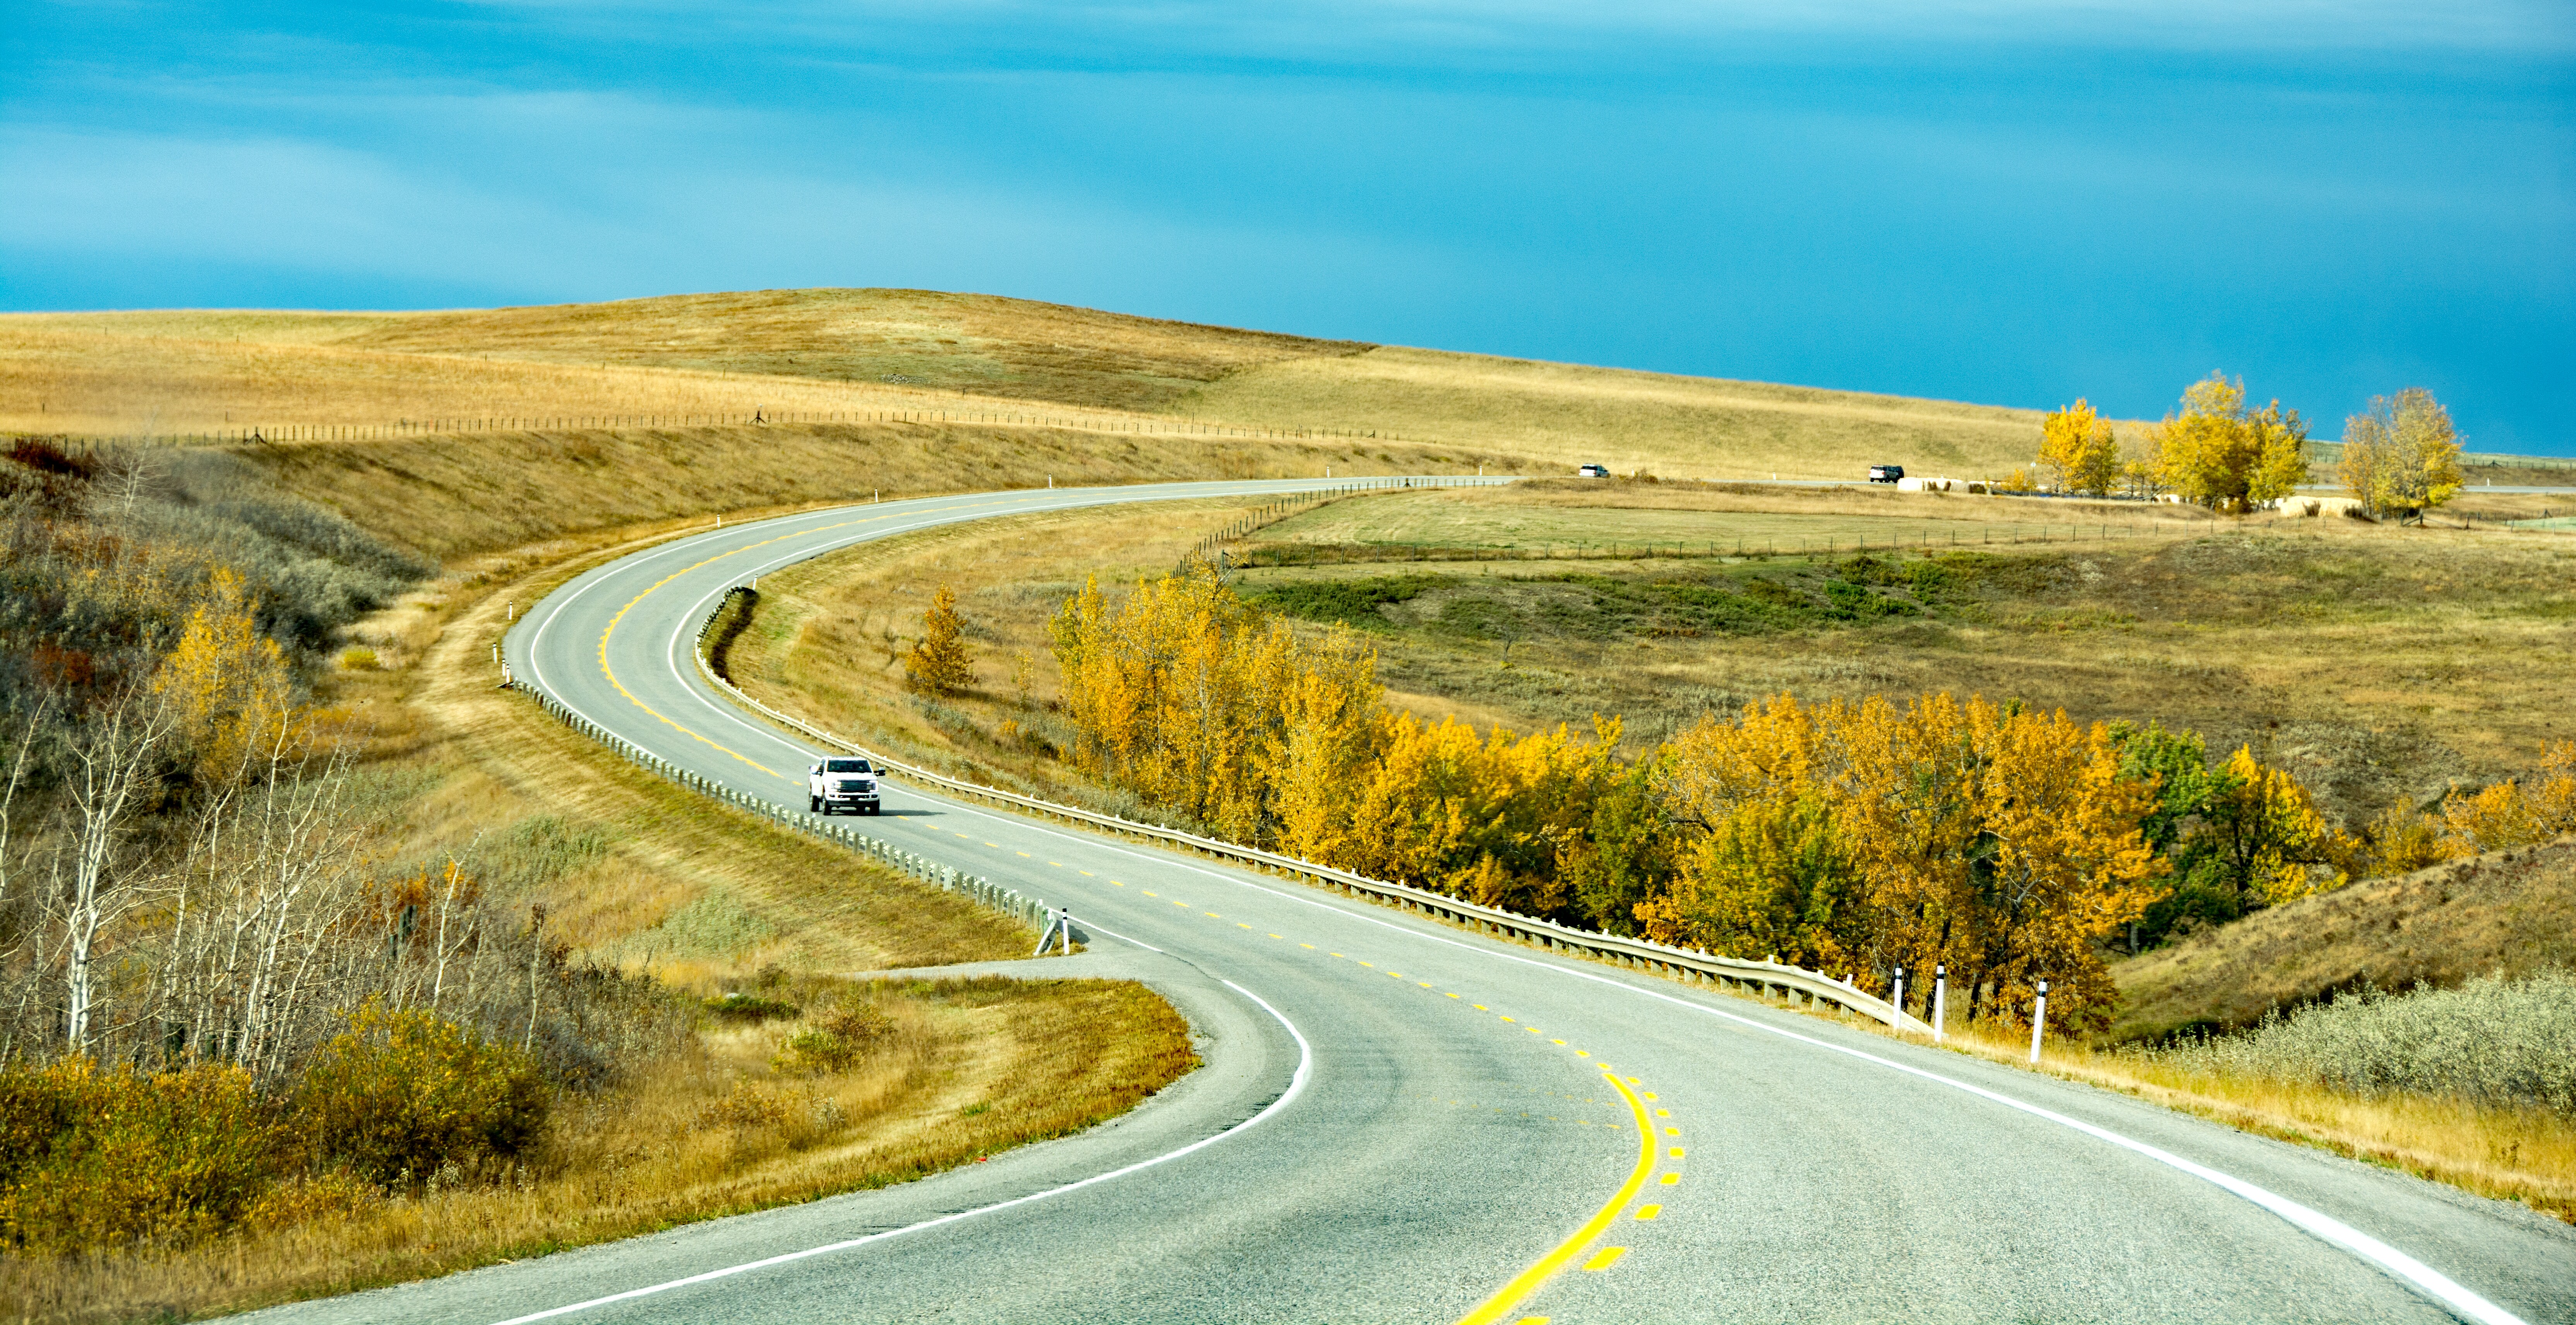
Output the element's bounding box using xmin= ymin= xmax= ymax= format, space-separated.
xmin=824 ymin=759 xmax=870 ymax=773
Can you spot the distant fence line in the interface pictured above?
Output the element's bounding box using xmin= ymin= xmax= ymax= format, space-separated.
xmin=29 ymin=407 xmax=1417 ymax=451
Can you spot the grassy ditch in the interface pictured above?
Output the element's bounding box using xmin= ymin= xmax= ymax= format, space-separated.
xmin=1923 ymin=976 xmax=2576 ymax=1224
xmin=0 ymin=975 xmax=1194 ymax=1323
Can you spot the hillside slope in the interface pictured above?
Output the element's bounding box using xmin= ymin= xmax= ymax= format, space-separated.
xmin=2111 ymin=835 xmax=2576 ymax=1042
xmin=7 ymin=288 xmax=2053 ymax=479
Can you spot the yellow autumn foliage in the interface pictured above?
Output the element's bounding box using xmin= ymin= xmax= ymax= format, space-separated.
xmin=2038 ymin=398 xmax=2120 ymax=496
xmin=1647 ymin=693 xmax=2164 ymax=1029
xmin=153 ymin=567 xmax=302 ymax=785
xmin=2443 ymin=742 xmax=2576 ymax=853
xmin=2150 ymin=372 xmax=2309 ymax=512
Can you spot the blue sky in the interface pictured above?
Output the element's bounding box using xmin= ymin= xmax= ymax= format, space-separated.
xmin=5 ymin=2 xmax=2571 ymax=453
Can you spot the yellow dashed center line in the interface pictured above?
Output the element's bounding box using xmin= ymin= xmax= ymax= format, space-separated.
xmin=1634 ymin=1205 xmax=1661 ymax=1222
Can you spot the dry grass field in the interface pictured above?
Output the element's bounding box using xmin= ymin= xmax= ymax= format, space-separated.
xmin=1221 ymin=483 xmax=2576 ymax=812
xmin=1171 ymin=343 xmax=2067 ymax=480
xmin=721 ymin=478 xmax=2576 ymax=827
xmin=1247 ymin=477 xmax=2222 ymax=558
xmin=8 ymin=288 xmax=2128 ymax=480
xmin=228 ymin=421 xmax=1489 ymax=562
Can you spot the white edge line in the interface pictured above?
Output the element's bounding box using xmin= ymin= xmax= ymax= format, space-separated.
xmin=488 ymin=974 xmax=1311 ymax=1325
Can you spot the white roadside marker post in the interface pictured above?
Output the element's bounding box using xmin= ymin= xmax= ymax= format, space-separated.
xmin=1932 ymin=965 xmax=1946 ymax=1043
xmin=2030 ymin=980 xmax=2049 ymax=1063
xmin=1891 ymin=966 xmax=1906 ymax=1028
xmin=1060 ymin=909 xmax=1073 ymax=956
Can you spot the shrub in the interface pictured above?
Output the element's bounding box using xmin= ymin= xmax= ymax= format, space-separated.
xmin=772 ymin=1004 xmax=893 ymax=1076
xmin=291 ymin=1003 xmax=548 ymax=1187
xmin=704 ymin=992 xmax=800 ymax=1024
xmin=2146 ymin=970 xmax=2576 ymax=1114
xmin=339 ymin=645 xmax=380 ymax=670
xmin=0 ymin=1059 xmax=285 ymax=1252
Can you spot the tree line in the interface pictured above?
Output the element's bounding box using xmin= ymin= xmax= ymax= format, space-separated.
xmin=1028 ymin=565 xmax=2573 ymax=1034
xmin=2030 ymin=373 xmax=2463 ymax=521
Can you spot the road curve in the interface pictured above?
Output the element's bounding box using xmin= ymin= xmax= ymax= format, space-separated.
xmin=261 ymin=479 xmax=2574 ymax=1325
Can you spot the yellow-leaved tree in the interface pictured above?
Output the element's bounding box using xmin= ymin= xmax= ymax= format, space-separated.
xmin=2339 ymin=387 xmax=2463 ymax=522
xmin=903 ymin=585 xmax=975 ymax=696
xmin=2195 ymin=745 xmax=2348 ymax=907
xmin=2151 ymin=372 xmax=2310 ymax=512
xmin=2037 ymin=399 xmax=2121 ymax=496
xmin=1641 ymin=692 xmax=2164 ymax=1030
xmin=154 ymin=567 xmax=299 ymax=785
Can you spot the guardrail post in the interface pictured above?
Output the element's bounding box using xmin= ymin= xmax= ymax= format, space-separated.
xmin=1933 ymin=966 xmax=1946 ymax=1043
xmin=2029 ymin=980 xmax=2048 ymax=1063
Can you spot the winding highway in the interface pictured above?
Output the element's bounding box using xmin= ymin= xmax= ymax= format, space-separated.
xmin=262 ymin=479 xmax=2574 ymax=1325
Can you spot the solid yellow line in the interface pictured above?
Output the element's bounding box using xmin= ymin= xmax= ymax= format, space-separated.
xmin=1452 ymin=1069 xmax=1655 ymax=1325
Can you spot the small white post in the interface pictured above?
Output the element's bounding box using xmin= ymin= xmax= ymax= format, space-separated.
xmin=1047 ymin=474 xmax=1054 ymax=489
xmin=1891 ymin=966 xmax=1906 ymax=1027
xmin=1060 ymin=908 xmax=1073 ymax=955
xmin=1932 ymin=965 xmax=1946 ymax=1043
xmin=2030 ymin=980 xmax=2049 ymax=1063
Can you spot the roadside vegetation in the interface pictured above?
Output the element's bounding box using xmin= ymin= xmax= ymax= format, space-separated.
xmin=0 ymin=437 xmax=1200 ymax=1323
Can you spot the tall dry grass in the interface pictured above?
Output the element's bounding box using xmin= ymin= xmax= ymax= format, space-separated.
xmin=2141 ymin=970 xmax=2576 ymax=1114
xmin=0 ymin=976 xmax=1195 ymax=1324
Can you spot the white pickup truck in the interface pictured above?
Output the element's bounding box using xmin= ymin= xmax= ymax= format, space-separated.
xmin=808 ymin=756 xmax=881 ymax=815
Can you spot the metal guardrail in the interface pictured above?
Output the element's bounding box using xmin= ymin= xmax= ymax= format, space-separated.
xmin=688 ymin=588 xmax=1933 ymax=1035
xmin=509 ymin=672 xmax=1061 ymax=938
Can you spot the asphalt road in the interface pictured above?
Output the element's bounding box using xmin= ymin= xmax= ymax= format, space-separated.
xmin=259 ymin=478 xmax=2575 ymax=1325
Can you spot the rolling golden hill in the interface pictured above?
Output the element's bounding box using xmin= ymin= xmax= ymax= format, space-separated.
xmin=3 ymin=288 xmax=2058 ymax=481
